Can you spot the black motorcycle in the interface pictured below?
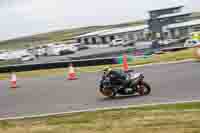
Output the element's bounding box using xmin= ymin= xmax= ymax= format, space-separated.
xmin=99 ymin=70 xmax=151 ymax=98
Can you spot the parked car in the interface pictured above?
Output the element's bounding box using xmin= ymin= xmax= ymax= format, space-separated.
xmin=0 ymin=49 xmax=36 ymax=62
xmin=123 ymin=40 xmax=136 ymax=47
xmin=110 ymin=39 xmax=125 ymax=47
xmin=20 ymin=54 xmax=36 ymax=62
xmin=74 ymin=44 xmax=89 ymax=50
xmin=77 ymin=45 xmax=89 ymax=50
xmin=35 ymin=47 xmax=46 ymax=56
xmin=0 ymin=52 xmax=9 ymax=61
xmin=68 ymin=43 xmax=88 ymax=51
xmin=59 ymin=46 xmax=77 ymax=55
xmin=158 ymin=39 xmax=183 ymax=46
xmin=46 ymin=44 xmax=77 ymax=56
xmin=27 ymin=47 xmax=35 ymax=54
xmin=7 ymin=50 xmax=29 ymax=60
xmin=151 ymin=40 xmax=161 ymax=49
xmin=184 ymin=39 xmax=200 ymax=48
xmin=159 ymin=40 xmax=170 ymax=46
xmin=65 ymin=45 xmax=78 ymax=52
xmin=46 ymin=44 xmax=63 ymax=56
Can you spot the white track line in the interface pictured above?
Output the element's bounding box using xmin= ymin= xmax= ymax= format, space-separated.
xmin=1 ymin=99 xmax=200 ymax=121
xmin=144 ymin=109 xmax=200 ymax=113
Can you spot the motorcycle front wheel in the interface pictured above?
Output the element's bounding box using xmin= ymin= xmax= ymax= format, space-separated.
xmin=138 ymin=81 xmax=151 ymax=96
xmin=100 ymin=88 xmax=116 ymax=98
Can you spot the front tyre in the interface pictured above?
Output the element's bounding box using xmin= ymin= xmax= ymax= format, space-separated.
xmin=138 ymin=81 xmax=151 ymax=96
xmin=100 ymin=88 xmax=116 ymax=98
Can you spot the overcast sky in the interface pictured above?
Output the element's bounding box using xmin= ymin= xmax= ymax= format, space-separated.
xmin=0 ymin=0 xmax=199 ymax=41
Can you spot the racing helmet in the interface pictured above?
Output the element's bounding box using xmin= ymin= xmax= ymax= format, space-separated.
xmin=103 ymin=66 xmax=112 ymax=74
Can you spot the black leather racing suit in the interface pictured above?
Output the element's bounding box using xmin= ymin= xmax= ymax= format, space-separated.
xmin=106 ymin=70 xmax=128 ymax=88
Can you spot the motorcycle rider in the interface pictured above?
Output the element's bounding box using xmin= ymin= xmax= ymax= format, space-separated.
xmin=103 ymin=66 xmax=129 ymax=89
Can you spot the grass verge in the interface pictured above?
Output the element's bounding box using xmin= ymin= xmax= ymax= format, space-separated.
xmin=0 ymin=48 xmax=197 ymax=80
xmin=1 ymin=102 xmax=200 ymax=133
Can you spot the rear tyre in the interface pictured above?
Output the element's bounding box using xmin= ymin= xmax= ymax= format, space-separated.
xmin=138 ymin=81 xmax=151 ymax=96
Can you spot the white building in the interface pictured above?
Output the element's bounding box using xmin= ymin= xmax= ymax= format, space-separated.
xmin=75 ymin=25 xmax=149 ymax=45
xmin=164 ymin=19 xmax=200 ymax=39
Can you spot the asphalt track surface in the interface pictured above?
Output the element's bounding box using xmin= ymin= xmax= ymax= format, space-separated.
xmin=0 ymin=61 xmax=200 ymax=118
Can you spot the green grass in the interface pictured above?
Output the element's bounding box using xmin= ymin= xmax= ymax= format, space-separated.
xmin=0 ymin=26 xmax=106 ymax=50
xmin=0 ymin=48 xmax=197 ymax=80
xmin=126 ymin=102 xmax=200 ymax=111
xmin=0 ymin=60 xmax=22 ymax=66
xmin=1 ymin=102 xmax=200 ymax=133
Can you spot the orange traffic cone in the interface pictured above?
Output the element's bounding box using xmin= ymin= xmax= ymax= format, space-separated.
xmin=123 ymin=54 xmax=129 ymax=72
xmin=10 ymin=73 xmax=17 ymax=89
xmin=67 ymin=63 xmax=77 ymax=80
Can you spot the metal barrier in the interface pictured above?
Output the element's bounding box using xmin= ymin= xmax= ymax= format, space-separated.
xmin=0 ymin=57 xmax=117 ymax=73
xmin=0 ymin=46 xmax=189 ymax=73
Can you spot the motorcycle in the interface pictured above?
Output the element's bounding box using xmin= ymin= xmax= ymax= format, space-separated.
xmin=99 ymin=70 xmax=151 ymax=98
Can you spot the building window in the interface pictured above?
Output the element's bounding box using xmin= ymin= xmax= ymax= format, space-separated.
xmin=109 ymin=36 xmax=115 ymax=41
xmin=77 ymin=39 xmax=81 ymax=43
xmin=128 ymin=33 xmax=134 ymax=40
xmin=151 ymin=12 xmax=157 ymax=18
xmin=84 ymin=38 xmax=89 ymax=44
xmin=101 ymin=37 xmax=106 ymax=44
xmin=164 ymin=32 xmax=169 ymax=39
xmin=92 ymin=37 xmax=97 ymax=44
xmin=173 ymin=9 xmax=180 ymax=13
xmin=160 ymin=18 xmax=168 ymax=22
